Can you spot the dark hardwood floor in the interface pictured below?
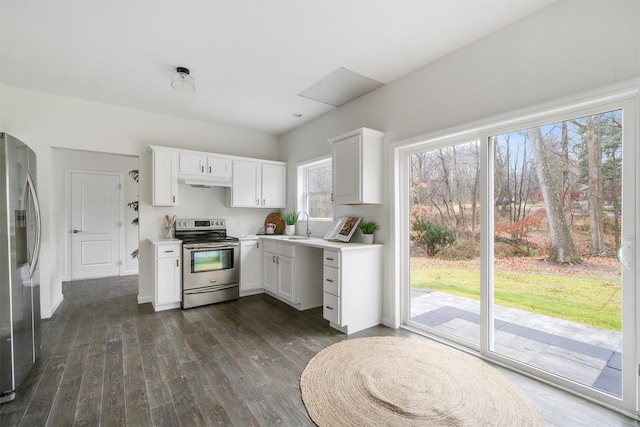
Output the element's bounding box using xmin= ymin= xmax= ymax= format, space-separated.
xmin=1 ymin=275 xmax=638 ymax=426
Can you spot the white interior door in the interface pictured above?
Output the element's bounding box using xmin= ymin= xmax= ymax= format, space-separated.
xmin=71 ymin=171 xmax=122 ymax=279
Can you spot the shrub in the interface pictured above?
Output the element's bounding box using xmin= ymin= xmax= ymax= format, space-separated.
xmin=411 ymin=217 xmax=456 ymax=256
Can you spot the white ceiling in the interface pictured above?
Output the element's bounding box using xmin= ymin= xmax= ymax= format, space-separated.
xmin=0 ymin=0 xmax=556 ymax=135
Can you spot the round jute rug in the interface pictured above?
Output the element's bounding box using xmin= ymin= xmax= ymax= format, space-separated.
xmin=300 ymin=336 xmax=542 ymax=426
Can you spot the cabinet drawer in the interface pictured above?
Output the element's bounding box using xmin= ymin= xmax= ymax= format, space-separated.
xmin=263 ymin=240 xmax=278 ymax=254
xmin=278 ymin=243 xmax=295 ymax=258
xmin=323 ymin=292 xmax=341 ymax=325
xmin=323 ymin=250 xmax=341 ymax=268
xmin=157 ymin=245 xmax=180 ymax=259
xmin=323 ymin=266 xmax=340 ymax=296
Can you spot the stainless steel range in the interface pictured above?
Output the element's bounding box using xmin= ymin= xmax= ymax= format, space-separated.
xmin=175 ymin=218 xmax=239 ymax=309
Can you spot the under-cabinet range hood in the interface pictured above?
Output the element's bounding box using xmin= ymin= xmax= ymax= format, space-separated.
xmin=178 ymin=174 xmax=231 ymax=188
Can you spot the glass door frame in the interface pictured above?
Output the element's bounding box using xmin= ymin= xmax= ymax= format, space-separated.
xmin=395 ymin=86 xmax=639 ymax=416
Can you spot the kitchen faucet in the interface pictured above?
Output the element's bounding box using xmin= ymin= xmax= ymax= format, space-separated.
xmin=297 ymin=210 xmax=311 ymax=237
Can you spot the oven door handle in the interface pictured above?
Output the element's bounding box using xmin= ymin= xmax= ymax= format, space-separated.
xmin=184 ymin=284 xmax=238 ymax=294
xmin=184 ymin=243 xmax=240 ymax=250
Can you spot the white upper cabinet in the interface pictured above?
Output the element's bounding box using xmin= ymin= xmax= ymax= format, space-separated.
xmin=261 ymin=162 xmax=286 ymax=208
xmin=231 ymin=159 xmax=261 ymax=207
xmin=179 ymin=153 xmax=231 ymax=178
xmin=229 ymin=159 xmax=286 ymax=208
xmin=328 ymin=128 xmax=385 ymax=205
xmin=150 ymin=145 xmax=285 ymax=208
xmin=151 ymin=147 xmax=178 ymax=206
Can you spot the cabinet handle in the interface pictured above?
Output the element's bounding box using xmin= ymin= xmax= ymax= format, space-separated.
xmin=201 ymin=165 xmax=205 ymax=173
xmin=164 ymin=250 xmax=174 ymax=253
xmin=262 ymin=199 xmax=266 ymax=206
xmin=326 ymin=306 xmax=334 ymax=310
xmin=276 ymin=256 xmax=279 ymax=264
xmin=331 ymin=193 xmax=334 ymax=202
xmin=256 ymin=199 xmax=260 ymax=206
xmin=176 ymin=259 xmax=179 ymax=267
xmin=326 ymin=257 xmax=334 ymax=261
xmin=326 ymin=279 xmax=334 ymax=283
xmin=209 ymin=166 xmax=212 ymax=173
xmin=272 ymin=255 xmax=276 ymax=263
xmin=172 ymin=195 xmax=175 ymax=203
xmin=257 ymin=242 xmax=259 ymax=249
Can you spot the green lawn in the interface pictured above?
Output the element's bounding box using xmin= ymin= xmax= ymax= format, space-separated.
xmin=411 ymin=268 xmax=621 ymax=331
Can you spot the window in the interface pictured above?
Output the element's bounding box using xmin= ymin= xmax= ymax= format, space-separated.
xmin=298 ymin=157 xmax=333 ymax=220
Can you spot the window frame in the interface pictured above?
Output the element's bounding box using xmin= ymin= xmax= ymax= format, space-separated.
xmin=296 ymin=156 xmax=333 ymax=222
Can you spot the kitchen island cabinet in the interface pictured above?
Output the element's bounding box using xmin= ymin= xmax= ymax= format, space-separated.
xmin=260 ymin=236 xmax=382 ymax=334
xmin=262 ymin=240 xmax=322 ymax=310
xmin=322 ymin=247 xmax=382 ymax=334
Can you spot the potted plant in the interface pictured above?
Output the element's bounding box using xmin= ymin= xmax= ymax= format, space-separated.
xmin=358 ymin=221 xmax=380 ymax=244
xmin=282 ymin=211 xmax=298 ymax=235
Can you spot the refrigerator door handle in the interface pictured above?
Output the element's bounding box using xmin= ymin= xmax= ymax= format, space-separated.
xmin=21 ymin=172 xmax=41 ymax=278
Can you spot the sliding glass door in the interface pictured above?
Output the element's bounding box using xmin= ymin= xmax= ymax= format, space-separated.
xmin=408 ymin=141 xmax=481 ymax=346
xmin=490 ymin=109 xmax=628 ymax=398
xmin=401 ymin=95 xmax=637 ymax=413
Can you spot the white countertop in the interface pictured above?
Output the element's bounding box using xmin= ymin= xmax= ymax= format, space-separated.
xmin=239 ymin=234 xmax=382 ymax=251
xmin=148 ymin=238 xmax=182 ymax=245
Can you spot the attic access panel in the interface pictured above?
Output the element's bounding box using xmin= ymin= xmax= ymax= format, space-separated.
xmin=298 ymin=67 xmax=384 ymax=107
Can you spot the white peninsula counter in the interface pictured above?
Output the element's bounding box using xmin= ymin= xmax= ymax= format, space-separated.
xmin=239 ymin=235 xmax=382 ymax=335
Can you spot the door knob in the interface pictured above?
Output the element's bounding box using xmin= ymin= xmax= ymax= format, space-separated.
xmin=72 ymin=229 xmax=82 ymax=234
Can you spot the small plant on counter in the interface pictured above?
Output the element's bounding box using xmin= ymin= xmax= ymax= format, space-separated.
xmin=358 ymin=221 xmax=380 ymax=234
xmin=282 ymin=211 xmax=299 ymax=225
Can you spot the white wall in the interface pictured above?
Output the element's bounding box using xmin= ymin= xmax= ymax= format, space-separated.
xmin=279 ymin=0 xmax=640 ymax=327
xmin=0 ymin=86 xmax=280 ymax=317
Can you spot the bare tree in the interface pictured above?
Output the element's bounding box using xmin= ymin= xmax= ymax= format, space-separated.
xmin=528 ymin=127 xmax=578 ymax=263
xmin=586 ymin=115 xmax=605 ymax=255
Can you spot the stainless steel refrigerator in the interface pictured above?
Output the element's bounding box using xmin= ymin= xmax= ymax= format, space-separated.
xmin=0 ymin=133 xmax=42 ymax=404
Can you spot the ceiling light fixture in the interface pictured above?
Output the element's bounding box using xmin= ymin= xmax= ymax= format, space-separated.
xmin=171 ymin=67 xmax=195 ymax=92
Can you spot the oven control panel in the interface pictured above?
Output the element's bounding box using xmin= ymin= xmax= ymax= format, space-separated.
xmin=175 ymin=218 xmax=226 ymax=231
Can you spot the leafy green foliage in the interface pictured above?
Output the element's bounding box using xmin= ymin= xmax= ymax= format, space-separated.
xmin=281 ymin=211 xmax=298 ymax=225
xmin=358 ymin=221 xmax=379 ymax=234
xmin=128 ymin=169 xmax=139 ymax=259
xmin=411 ymin=217 xmax=456 ymax=256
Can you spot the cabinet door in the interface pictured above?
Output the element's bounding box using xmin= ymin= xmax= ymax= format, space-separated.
xmin=231 ymin=159 xmax=260 ymax=207
xmin=207 ymin=156 xmax=232 ymax=178
xmin=152 ymin=150 xmax=178 ymax=206
xmin=179 ymin=153 xmax=206 ymax=175
xmin=240 ymin=240 xmax=262 ymax=292
xmin=332 ymin=134 xmax=362 ymax=204
xmin=323 ymin=292 xmax=341 ymax=324
xmin=157 ymin=257 xmax=181 ymax=304
xmin=277 ymin=255 xmax=294 ymax=302
xmin=263 ymin=251 xmax=277 ymax=293
xmin=261 ymin=163 xmax=286 ymax=208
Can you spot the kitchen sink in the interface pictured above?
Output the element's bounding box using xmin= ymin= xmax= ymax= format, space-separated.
xmin=285 ymin=236 xmax=311 ymax=240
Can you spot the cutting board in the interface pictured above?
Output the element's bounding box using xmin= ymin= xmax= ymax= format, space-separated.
xmin=264 ymin=212 xmax=285 ymax=234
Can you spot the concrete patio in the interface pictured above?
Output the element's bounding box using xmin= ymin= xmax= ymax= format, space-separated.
xmin=410 ymin=289 xmax=622 ymax=397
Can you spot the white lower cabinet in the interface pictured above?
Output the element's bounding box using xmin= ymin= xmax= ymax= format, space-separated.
xmin=240 ymin=239 xmax=263 ymax=296
xmin=262 ymin=240 xmax=322 ymax=310
xmin=151 ymin=239 xmax=182 ymax=311
xmin=322 ymin=247 xmax=382 ymax=334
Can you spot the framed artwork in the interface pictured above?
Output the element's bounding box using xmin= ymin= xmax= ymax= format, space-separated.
xmin=324 ymin=216 xmax=361 ymax=242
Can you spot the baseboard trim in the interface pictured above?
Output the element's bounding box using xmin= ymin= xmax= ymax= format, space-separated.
xmin=42 ymin=294 xmax=64 ymax=319
xmin=137 ymin=294 xmax=153 ymax=304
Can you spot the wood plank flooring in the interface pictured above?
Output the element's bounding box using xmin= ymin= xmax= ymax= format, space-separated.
xmin=1 ymin=275 xmax=639 ymax=426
